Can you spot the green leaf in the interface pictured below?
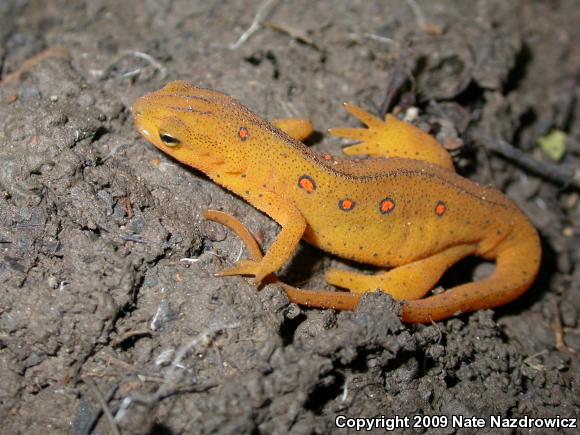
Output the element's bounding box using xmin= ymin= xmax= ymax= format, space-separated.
xmin=537 ymin=130 xmax=567 ymax=161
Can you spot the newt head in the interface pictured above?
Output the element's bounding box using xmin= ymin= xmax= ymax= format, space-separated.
xmin=132 ymin=80 xmax=263 ymax=173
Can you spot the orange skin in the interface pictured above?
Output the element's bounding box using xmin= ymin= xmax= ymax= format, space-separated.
xmin=133 ymin=81 xmax=541 ymax=323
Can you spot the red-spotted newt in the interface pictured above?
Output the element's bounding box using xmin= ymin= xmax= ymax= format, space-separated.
xmin=132 ymin=81 xmax=541 ymax=323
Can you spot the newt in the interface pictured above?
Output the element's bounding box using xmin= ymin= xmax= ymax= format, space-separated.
xmin=132 ymin=81 xmax=541 ymax=323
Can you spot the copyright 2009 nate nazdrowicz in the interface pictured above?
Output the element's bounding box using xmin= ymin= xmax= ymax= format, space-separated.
xmin=334 ymin=414 xmax=577 ymax=431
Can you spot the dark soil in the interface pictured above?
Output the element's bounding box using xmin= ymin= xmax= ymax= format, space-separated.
xmin=1 ymin=1 xmax=578 ymax=434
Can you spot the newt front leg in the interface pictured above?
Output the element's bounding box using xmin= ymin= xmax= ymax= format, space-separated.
xmin=204 ymin=209 xmax=363 ymax=310
xmin=216 ymin=190 xmax=306 ymax=284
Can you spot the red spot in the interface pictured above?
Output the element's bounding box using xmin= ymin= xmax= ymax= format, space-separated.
xmin=339 ymin=199 xmax=355 ymax=211
xmin=298 ymin=175 xmax=316 ymax=193
xmin=435 ymin=200 xmax=446 ymax=216
xmin=323 ymin=153 xmax=333 ymax=161
xmin=379 ymin=198 xmax=396 ymax=214
xmin=238 ymin=127 xmax=250 ymax=141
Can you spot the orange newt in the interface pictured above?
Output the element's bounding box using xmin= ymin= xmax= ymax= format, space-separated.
xmin=132 ymin=81 xmax=541 ymax=323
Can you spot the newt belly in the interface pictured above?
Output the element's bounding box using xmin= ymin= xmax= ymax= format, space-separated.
xmin=132 ymin=81 xmax=541 ymax=323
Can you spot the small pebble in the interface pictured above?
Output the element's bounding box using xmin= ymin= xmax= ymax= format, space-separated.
xmin=47 ymin=275 xmax=58 ymax=289
xmin=78 ymin=93 xmax=95 ymax=107
xmin=20 ymin=86 xmax=41 ymax=100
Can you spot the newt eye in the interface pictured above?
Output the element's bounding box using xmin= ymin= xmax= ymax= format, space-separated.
xmin=159 ymin=131 xmax=180 ymax=147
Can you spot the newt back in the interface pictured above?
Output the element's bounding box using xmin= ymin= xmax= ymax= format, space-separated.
xmin=133 ymin=81 xmax=541 ymax=323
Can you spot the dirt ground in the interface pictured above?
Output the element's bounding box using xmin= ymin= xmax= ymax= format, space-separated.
xmin=0 ymin=0 xmax=578 ymax=433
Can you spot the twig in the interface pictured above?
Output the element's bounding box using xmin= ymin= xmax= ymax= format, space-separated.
xmin=341 ymin=375 xmax=351 ymax=402
xmin=349 ymin=32 xmax=396 ymax=46
xmin=83 ymin=381 xmax=121 ymax=435
xmin=479 ymin=135 xmax=580 ymax=189
xmin=112 ymin=322 xmax=239 ymax=424
xmin=405 ymin=0 xmax=427 ymax=28
xmin=0 ymin=47 xmax=70 ymax=85
xmin=113 ymin=329 xmax=152 ymax=347
xmin=262 ymin=20 xmax=317 ymax=48
xmin=430 ymin=317 xmax=443 ymax=344
xmin=522 ymin=350 xmax=548 ymax=371
xmin=405 ymin=0 xmax=443 ymax=35
xmin=234 ymin=241 xmax=245 ymax=262
xmin=158 ymin=322 xmax=240 ymax=394
xmin=553 ymin=301 xmax=576 ymax=355
xmin=119 ymin=234 xmax=149 ymax=244
xmin=379 ymin=50 xmax=412 ymax=118
xmin=228 ymin=0 xmax=279 ymax=50
xmin=120 ymin=50 xmax=167 ymax=79
xmin=99 ymin=50 xmax=167 ymax=81
xmin=143 ymin=382 xmax=218 ymax=401
xmin=101 ymin=143 xmax=129 ymax=163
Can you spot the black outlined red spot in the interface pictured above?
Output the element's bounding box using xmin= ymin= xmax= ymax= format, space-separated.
xmin=298 ymin=175 xmax=316 ymax=193
xmin=238 ymin=127 xmax=250 ymax=141
xmin=379 ymin=197 xmax=396 ymax=214
xmin=435 ymin=200 xmax=447 ymax=217
xmin=338 ymin=199 xmax=356 ymax=211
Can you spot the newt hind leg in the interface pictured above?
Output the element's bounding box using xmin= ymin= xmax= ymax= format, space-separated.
xmin=329 ymin=103 xmax=455 ymax=170
xmin=325 ymin=244 xmax=476 ymax=300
